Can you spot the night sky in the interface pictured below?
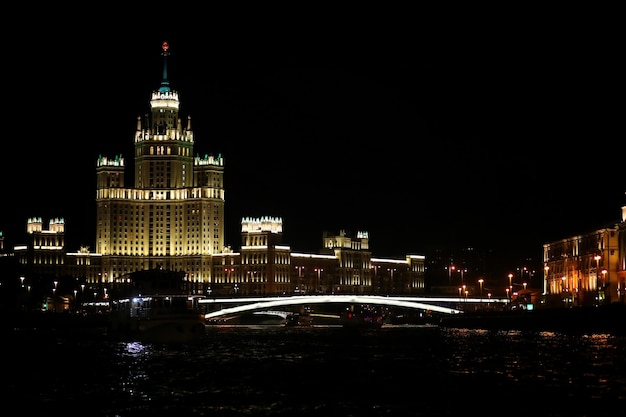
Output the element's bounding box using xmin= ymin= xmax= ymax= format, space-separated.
xmin=1 ymin=20 xmax=623 ymax=268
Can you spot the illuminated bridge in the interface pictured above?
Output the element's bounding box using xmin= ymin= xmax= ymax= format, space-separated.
xmin=199 ymin=295 xmax=509 ymax=320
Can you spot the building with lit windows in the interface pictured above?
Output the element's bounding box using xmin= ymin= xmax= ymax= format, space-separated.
xmin=95 ymin=41 xmax=225 ymax=285
xmin=543 ymin=204 xmax=626 ymax=307
xmin=7 ymin=41 xmax=623 ymax=310
xmin=6 ymin=41 xmax=425 ymax=306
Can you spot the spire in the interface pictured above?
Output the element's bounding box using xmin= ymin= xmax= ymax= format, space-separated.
xmin=158 ymin=41 xmax=171 ymax=94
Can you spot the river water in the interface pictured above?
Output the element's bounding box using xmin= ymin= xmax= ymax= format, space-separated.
xmin=7 ymin=324 xmax=626 ymax=416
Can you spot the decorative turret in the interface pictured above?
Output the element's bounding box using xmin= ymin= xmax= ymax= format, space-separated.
xmin=241 ymin=217 xmax=284 ymax=234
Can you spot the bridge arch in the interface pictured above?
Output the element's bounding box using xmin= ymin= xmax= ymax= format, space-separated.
xmin=202 ymin=295 xmax=463 ymax=320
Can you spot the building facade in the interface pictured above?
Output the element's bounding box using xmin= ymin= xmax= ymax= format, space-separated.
xmin=7 ymin=42 xmax=425 ymax=308
xmin=95 ymin=41 xmax=225 ymax=284
xmin=7 ymin=41 xmax=624 ymax=310
xmin=543 ymin=204 xmax=626 ymax=307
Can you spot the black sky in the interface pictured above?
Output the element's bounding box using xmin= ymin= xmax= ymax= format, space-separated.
xmin=1 ymin=18 xmax=623 ymax=267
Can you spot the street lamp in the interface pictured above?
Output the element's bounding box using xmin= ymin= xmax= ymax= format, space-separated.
xmin=449 ymin=265 xmax=455 ymax=285
xmin=594 ymin=255 xmax=601 ymax=306
xmin=387 ymin=268 xmax=396 ymax=294
xmin=295 ymin=266 xmax=304 ymax=293
xmin=478 ymin=279 xmax=484 ymax=303
xmin=225 ymin=268 xmax=234 ymax=283
xmin=370 ymin=265 xmax=381 ymax=294
xmin=315 ymin=268 xmax=323 ymax=293
xmin=602 ymin=269 xmax=608 ymax=304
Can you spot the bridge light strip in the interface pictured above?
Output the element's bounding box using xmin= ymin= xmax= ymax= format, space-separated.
xmin=202 ymin=295 xmax=463 ymax=319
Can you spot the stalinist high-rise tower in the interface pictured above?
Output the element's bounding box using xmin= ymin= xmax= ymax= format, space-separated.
xmin=95 ymin=41 xmax=225 ymax=284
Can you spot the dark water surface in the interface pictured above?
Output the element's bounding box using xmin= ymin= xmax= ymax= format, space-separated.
xmin=7 ymin=324 xmax=626 ymax=416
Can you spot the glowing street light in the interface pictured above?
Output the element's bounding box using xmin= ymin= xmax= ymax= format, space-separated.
xmin=449 ymin=265 xmax=455 ymax=284
xmin=387 ymin=268 xmax=396 ymax=293
xmin=225 ymin=268 xmax=234 ymax=283
xmin=295 ymin=266 xmax=304 ymax=293
xmin=478 ymin=279 xmax=484 ymax=303
xmin=315 ymin=268 xmax=324 ymax=293
xmin=594 ymin=255 xmax=601 ymax=306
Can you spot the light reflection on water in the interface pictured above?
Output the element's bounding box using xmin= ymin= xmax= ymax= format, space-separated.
xmin=7 ymin=325 xmax=626 ymax=416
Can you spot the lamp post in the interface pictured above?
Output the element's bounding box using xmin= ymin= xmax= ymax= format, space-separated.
xmin=519 ymin=266 xmax=527 ymax=284
xmin=478 ymin=279 xmax=484 ymax=304
xmin=315 ymin=268 xmax=323 ymax=294
xmin=562 ymin=276 xmax=568 ymax=307
xmin=387 ymin=268 xmax=396 ymax=294
xmin=295 ymin=266 xmax=304 ymax=294
xmin=225 ymin=268 xmax=234 ymax=283
xmin=449 ymin=265 xmax=455 ymax=285
xmin=602 ymin=269 xmax=608 ymax=304
xmin=372 ymin=265 xmax=380 ymax=294
xmin=594 ymin=255 xmax=601 ymax=306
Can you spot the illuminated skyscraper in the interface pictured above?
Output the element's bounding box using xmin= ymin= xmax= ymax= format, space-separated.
xmin=95 ymin=41 xmax=225 ymax=284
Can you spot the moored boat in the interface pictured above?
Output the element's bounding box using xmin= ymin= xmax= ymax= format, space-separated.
xmin=109 ymin=293 xmax=206 ymax=343
xmin=107 ymin=268 xmax=206 ymax=343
